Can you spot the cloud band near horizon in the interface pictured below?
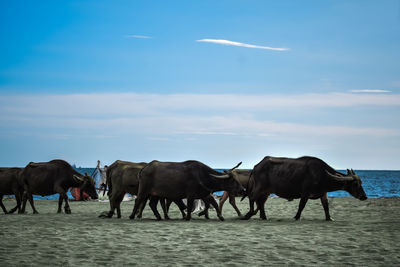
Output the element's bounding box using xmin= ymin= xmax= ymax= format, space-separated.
xmin=196 ymin=39 xmax=289 ymax=51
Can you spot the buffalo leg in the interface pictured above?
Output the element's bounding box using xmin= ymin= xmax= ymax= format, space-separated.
xmin=24 ymin=191 xmax=38 ymax=214
xmin=21 ymin=192 xmax=27 ymax=213
xmin=149 ymin=197 xmax=162 ymax=220
xmin=115 ymin=193 xmax=125 ymax=218
xmin=218 ymin=191 xmax=229 ymax=213
xmin=294 ymin=196 xmax=308 ymax=220
xmin=185 ymin=199 xmax=194 ymax=221
xmin=203 ymin=199 xmax=210 ymax=219
xmin=0 ymin=195 xmax=7 ymax=214
xmin=8 ymin=192 xmax=22 ymax=214
xmin=320 ymin=193 xmax=332 ymax=221
xmin=174 ymin=199 xmax=187 ymax=219
xmin=159 ymin=198 xmax=170 ymax=220
xmin=57 ymin=194 xmax=64 ymax=213
xmin=256 ymin=195 xmax=268 ymax=220
xmin=62 ymin=192 xmax=71 ymax=214
xmin=228 ymin=194 xmax=242 ymax=217
xmin=204 ymin=195 xmax=224 ymax=221
xmin=242 ymin=199 xmax=255 ymax=220
xmin=136 ymin=198 xmax=148 ymax=219
xmin=129 ymin=196 xmax=144 ymax=219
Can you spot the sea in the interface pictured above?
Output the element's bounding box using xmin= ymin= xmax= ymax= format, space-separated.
xmin=29 ymin=168 xmax=400 ymax=200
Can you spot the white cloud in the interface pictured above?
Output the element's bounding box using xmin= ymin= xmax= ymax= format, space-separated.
xmin=125 ymin=35 xmax=152 ymax=39
xmin=350 ymin=89 xmax=391 ymax=93
xmin=1 ymin=92 xmax=399 ymax=139
xmin=196 ymin=39 xmax=289 ymax=51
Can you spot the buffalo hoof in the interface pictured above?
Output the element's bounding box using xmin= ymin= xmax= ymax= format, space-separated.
xmin=98 ymin=211 xmax=111 ymax=218
xmin=241 ymin=213 xmax=252 ymax=220
xmin=65 ymin=209 xmax=71 ymax=214
xmin=129 ymin=214 xmax=135 ymax=220
xmin=326 ymin=217 xmax=334 ymax=221
xmin=33 ymin=211 xmax=39 ymax=214
xmin=198 ymin=211 xmax=206 ymax=217
xmin=294 ymin=216 xmax=300 ymax=221
xmin=218 ymin=215 xmax=225 ymax=221
xmin=8 ymin=208 xmax=17 ymax=214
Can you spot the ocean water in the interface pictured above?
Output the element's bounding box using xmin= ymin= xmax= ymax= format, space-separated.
xmin=31 ymin=168 xmax=400 ymax=200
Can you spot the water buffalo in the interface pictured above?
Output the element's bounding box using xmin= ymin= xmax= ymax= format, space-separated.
xmin=99 ymin=160 xmax=146 ymax=218
xmin=21 ymin=159 xmax=98 ymax=214
xmin=98 ymin=160 xmax=187 ymax=219
xmin=129 ymin=160 xmax=245 ymax=221
xmin=243 ymin=156 xmax=367 ymax=221
xmin=0 ymin=168 xmax=24 ymax=214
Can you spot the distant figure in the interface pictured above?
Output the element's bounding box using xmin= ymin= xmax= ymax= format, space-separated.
xmin=92 ymin=160 xmax=108 ymax=195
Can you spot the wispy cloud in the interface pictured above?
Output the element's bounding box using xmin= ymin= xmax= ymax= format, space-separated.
xmin=196 ymin=39 xmax=289 ymax=51
xmin=350 ymin=89 xmax=391 ymax=93
xmin=125 ymin=35 xmax=152 ymax=39
xmin=1 ymin=93 xmax=399 ymax=139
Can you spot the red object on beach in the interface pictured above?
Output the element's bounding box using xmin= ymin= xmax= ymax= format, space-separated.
xmin=70 ymin=188 xmax=89 ymax=201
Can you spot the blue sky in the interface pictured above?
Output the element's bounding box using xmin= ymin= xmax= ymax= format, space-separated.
xmin=1 ymin=1 xmax=399 ymax=169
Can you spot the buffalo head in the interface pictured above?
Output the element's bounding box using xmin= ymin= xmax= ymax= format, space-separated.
xmin=210 ymin=162 xmax=246 ymax=195
xmin=76 ymin=173 xmax=99 ymax=200
xmin=327 ymin=169 xmax=367 ymax=200
xmin=345 ymin=169 xmax=367 ymax=200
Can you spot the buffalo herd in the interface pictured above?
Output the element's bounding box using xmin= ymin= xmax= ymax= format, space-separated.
xmin=0 ymin=156 xmax=367 ymax=221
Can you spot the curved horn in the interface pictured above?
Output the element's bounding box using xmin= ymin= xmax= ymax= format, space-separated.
xmin=326 ymin=171 xmax=354 ymax=181
xmin=73 ymin=174 xmax=84 ymax=182
xmin=210 ymin=173 xmax=230 ymax=179
xmin=229 ymin=162 xmax=242 ymax=172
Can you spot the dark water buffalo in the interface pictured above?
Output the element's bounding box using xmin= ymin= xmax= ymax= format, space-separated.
xmin=21 ymin=159 xmax=98 ymax=214
xmin=99 ymin=160 xmax=146 ymax=218
xmin=244 ymin=156 xmax=367 ymax=221
xmin=99 ymin=160 xmax=187 ymax=219
xmin=0 ymin=168 xmax=24 ymax=214
xmin=129 ymin=160 xmax=245 ymax=221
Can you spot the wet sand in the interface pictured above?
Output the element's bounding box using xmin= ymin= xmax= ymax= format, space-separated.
xmin=1 ymin=197 xmax=399 ymax=266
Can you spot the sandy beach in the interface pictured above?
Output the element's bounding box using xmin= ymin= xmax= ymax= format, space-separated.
xmin=0 ymin=197 xmax=399 ymax=266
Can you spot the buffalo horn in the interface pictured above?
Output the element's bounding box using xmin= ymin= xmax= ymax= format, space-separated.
xmin=73 ymin=174 xmax=84 ymax=182
xmin=228 ymin=161 xmax=242 ymax=172
xmin=326 ymin=171 xmax=354 ymax=181
xmin=210 ymin=174 xmax=230 ymax=179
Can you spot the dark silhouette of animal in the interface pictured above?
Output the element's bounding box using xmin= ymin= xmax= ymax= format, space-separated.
xmin=0 ymin=168 xmax=24 ymax=214
xmin=98 ymin=160 xmax=187 ymax=219
xmin=99 ymin=160 xmax=146 ymax=218
xmin=129 ymin=160 xmax=245 ymax=221
xmin=20 ymin=159 xmax=98 ymax=214
xmin=243 ymin=156 xmax=367 ymax=221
